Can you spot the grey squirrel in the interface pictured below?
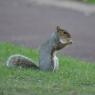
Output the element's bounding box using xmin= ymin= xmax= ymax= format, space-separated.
xmin=6 ymin=26 xmax=72 ymax=71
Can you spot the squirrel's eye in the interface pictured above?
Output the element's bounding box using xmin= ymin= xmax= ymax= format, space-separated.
xmin=64 ymin=31 xmax=67 ymax=34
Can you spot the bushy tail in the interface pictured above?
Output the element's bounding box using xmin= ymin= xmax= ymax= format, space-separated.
xmin=6 ymin=54 xmax=39 ymax=69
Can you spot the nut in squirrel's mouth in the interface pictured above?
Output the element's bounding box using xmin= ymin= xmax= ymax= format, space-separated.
xmin=60 ymin=39 xmax=72 ymax=44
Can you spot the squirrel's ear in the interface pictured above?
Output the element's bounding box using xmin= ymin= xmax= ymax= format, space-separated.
xmin=56 ymin=26 xmax=60 ymax=32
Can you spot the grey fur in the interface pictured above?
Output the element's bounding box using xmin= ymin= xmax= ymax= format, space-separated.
xmin=39 ymin=32 xmax=59 ymax=71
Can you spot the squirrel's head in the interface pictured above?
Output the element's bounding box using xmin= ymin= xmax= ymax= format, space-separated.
xmin=56 ymin=26 xmax=72 ymax=45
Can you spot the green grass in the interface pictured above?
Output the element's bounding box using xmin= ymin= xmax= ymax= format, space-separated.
xmin=0 ymin=42 xmax=95 ymax=95
xmin=82 ymin=0 xmax=95 ymax=4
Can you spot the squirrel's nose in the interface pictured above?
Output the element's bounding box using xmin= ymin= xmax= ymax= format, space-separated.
xmin=69 ymin=39 xmax=72 ymax=44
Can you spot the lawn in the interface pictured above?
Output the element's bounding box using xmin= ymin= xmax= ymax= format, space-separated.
xmin=82 ymin=0 xmax=95 ymax=4
xmin=0 ymin=42 xmax=95 ymax=95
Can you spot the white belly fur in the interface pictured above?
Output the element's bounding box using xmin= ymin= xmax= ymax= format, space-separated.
xmin=53 ymin=55 xmax=59 ymax=71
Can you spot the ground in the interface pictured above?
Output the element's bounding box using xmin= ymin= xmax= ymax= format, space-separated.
xmin=0 ymin=42 xmax=95 ymax=95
